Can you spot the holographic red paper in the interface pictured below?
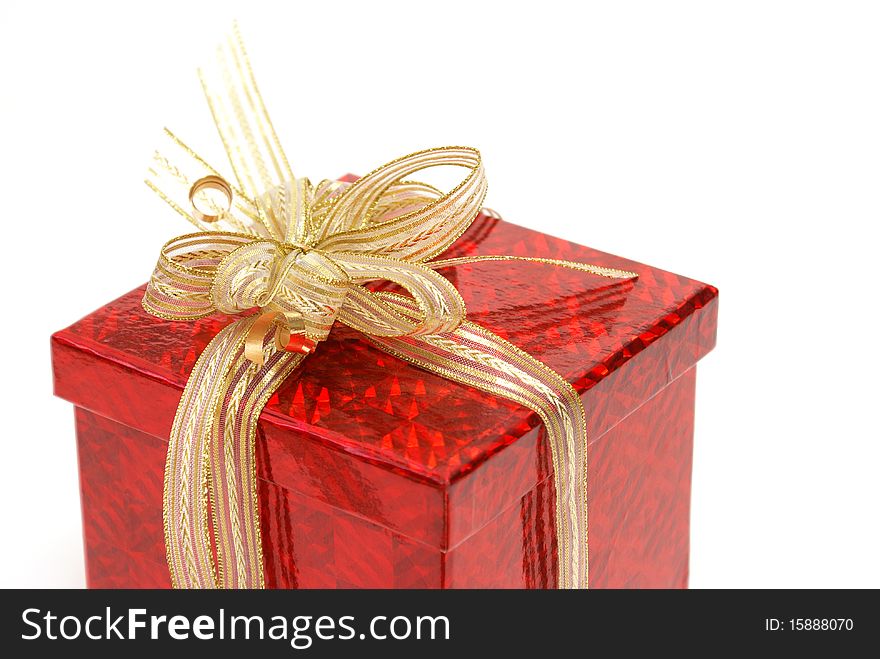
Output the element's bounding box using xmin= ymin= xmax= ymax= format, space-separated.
xmin=53 ymin=211 xmax=717 ymax=588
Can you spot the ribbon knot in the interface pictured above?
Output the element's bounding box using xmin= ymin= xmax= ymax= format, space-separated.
xmin=206 ymin=235 xmax=351 ymax=345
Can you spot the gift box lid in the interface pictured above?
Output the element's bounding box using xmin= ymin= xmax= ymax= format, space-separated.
xmin=52 ymin=209 xmax=717 ymax=551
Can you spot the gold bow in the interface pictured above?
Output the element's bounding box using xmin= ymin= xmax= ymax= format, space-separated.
xmin=144 ymin=26 xmax=636 ymax=589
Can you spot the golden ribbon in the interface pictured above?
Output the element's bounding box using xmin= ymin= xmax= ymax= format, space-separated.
xmin=143 ymin=26 xmax=636 ymax=589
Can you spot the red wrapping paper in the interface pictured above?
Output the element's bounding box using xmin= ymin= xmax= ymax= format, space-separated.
xmin=52 ymin=210 xmax=717 ymax=588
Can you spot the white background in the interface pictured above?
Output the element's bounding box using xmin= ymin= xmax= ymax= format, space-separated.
xmin=1 ymin=0 xmax=878 ymax=588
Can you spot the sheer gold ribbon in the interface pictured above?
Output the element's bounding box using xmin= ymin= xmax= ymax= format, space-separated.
xmin=143 ymin=26 xmax=637 ymax=589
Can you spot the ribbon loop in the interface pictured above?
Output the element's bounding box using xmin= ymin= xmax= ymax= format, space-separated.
xmin=316 ymin=147 xmax=487 ymax=262
xmin=334 ymin=252 xmax=467 ymax=337
xmin=143 ymin=232 xmax=253 ymax=320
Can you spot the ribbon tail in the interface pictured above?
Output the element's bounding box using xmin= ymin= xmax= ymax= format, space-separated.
xmin=427 ymin=254 xmax=639 ymax=281
xmin=164 ymin=315 xmax=306 ymax=588
xmin=198 ymin=23 xmax=294 ymax=241
xmin=361 ymin=293 xmax=589 ymax=589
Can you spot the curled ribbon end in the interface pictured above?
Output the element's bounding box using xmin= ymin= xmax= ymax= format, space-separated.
xmin=244 ymin=311 xmax=317 ymax=365
xmin=188 ymin=175 xmax=233 ymax=223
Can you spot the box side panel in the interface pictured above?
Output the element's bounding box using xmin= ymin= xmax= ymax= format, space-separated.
xmin=444 ymin=477 xmax=558 ymax=588
xmin=258 ymin=422 xmax=445 ymax=548
xmin=75 ymin=407 xmax=442 ymax=589
xmin=447 ymin=297 xmax=715 ymax=549
xmin=259 ymin=480 xmax=441 ymax=589
xmin=444 ymin=366 xmax=696 ymax=589
xmin=588 ymin=366 xmax=696 ymax=589
xmin=75 ymin=407 xmax=170 ymax=588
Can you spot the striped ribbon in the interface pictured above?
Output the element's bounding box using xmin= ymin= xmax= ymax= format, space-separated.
xmin=144 ymin=25 xmax=636 ymax=589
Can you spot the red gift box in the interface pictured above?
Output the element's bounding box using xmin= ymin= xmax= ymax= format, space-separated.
xmin=52 ymin=209 xmax=717 ymax=589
